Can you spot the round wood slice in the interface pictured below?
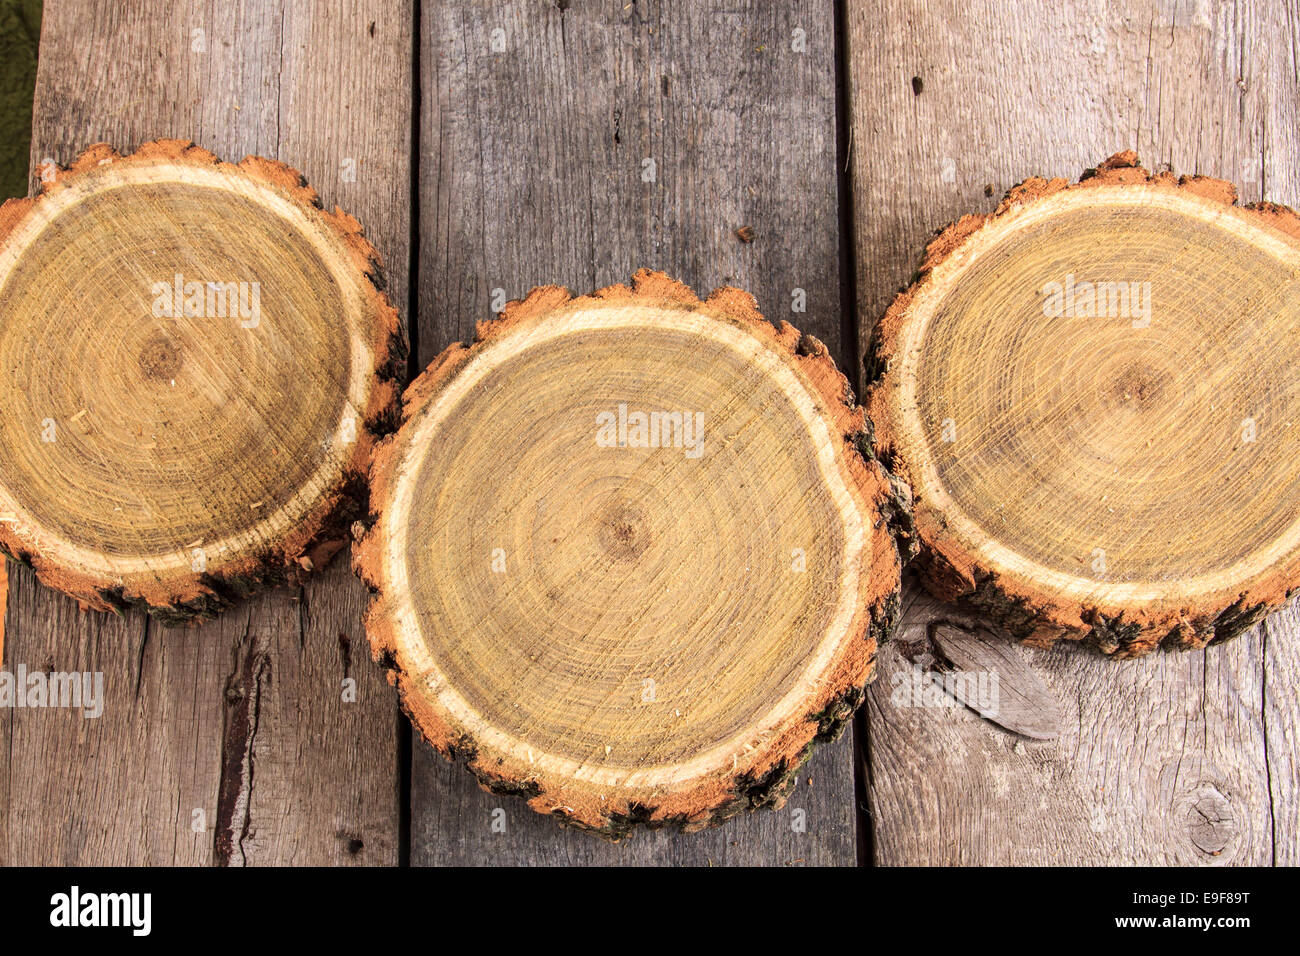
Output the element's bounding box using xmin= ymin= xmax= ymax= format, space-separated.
xmin=355 ymin=270 xmax=911 ymax=837
xmin=0 ymin=140 xmax=403 ymax=621
xmin=866 ymin=151 xmax=1300 ymax=657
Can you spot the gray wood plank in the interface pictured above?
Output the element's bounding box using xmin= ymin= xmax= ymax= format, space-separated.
xmin=847 ymin=0 xmax=1294 ymax=865
xmin=0 ymin=0 xmax=409 ymax=865
xmin=412 ymin=0 xmax=857 ymax=865
xmin=1264 ymin=601 xmax=1299 ymax=865
xmin=2 ymin=563 xmax=226 ymax=865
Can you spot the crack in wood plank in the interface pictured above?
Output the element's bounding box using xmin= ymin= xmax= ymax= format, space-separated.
xmin=213 ymin=617 xmax=271 ymax=868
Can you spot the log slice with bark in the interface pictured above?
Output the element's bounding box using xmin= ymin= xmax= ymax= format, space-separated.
xmin=866 ymin=152 xmax=1300 ymax=657
xmin=0 ymin=141 xmax=404 ymax=621
xmin=355 ymin=270 xmax=910 ymax=837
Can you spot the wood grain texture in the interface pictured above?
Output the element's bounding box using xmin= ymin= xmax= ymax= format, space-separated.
xmin=1263 ymin=600 xmax=1299 ymax=865
xmin=866 ymin=152 xmax=1300 ymax=657
xmin=894 ymin=585 xmax=1063 ymax=742
xmin=361 ymin=271 xmax=906 ymax=838
xmin=0 ymin=140 xmax=403 ymax=619
xmin=847 ymin=0 xmax=1297 ymax=865
xmin=0 ymin=0 xmax=409 ymax=865
xmin=412 ymin=0 xmax=856 ymax=863
xmin=929 ymin=623 xmax=1061 ymax=741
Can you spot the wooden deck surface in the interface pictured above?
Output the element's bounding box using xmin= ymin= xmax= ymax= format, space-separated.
xmin=1 ymin=0 xmax=1297 ymax=866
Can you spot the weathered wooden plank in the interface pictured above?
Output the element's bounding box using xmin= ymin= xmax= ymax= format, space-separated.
xmin=2 ymin=566 xmax=226 ymax=865
xmin=0 ymin=0 xmax=409 ymax=865
xmin=412 ymin=0 xmax=856 ymax=864
xmin=1256 ymin=7 xmax=1300 ymax=867
xmin=1264 ymin=602 xmax=1299 ymax=865
xmin=847 ymin=0 xmax=1293 ymax=865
